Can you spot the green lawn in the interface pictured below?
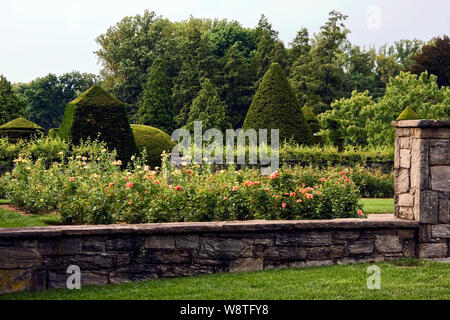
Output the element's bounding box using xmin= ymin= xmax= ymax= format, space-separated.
xmin=361 ymin=198 xmax=393 ymax=214
xmin=1 ymin=259 xmax=449 ymax=300
xmin=0 ymin=204 xmax=61 ymax=228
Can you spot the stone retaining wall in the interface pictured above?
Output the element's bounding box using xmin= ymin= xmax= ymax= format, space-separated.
xmin=0 ymin=216 xmax=417 ymax=294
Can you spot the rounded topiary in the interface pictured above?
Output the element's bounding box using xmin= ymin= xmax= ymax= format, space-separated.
xmin=131 ymin=124 xmax=176 ymax=167
xmin=0 ymin=117 xmax=45 ymax=142
xmin=396 ymin=106 xmax=420 ymax=120
xmin=243 ymin=63 xmax=314 ymax=145
xmin=59 ymin=85 xmax=138 ymax=163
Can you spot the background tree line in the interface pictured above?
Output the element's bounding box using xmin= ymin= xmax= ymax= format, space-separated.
xmin=1 ymin=10 xmax=448 ymax=143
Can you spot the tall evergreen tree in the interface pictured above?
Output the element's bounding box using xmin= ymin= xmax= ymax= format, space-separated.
xmin=173 ymin=18 xmax=218 ymax=126
xmin=221 ymin=42 xmax=256 ymax=128
xmin=185 ymin=78 xmax=228 ymax=132
xmin=289 ymin=11 xmax=349 ymax=114
xmin=253 ymin=15 xmax=287 ymax=86
xmin=243 ymin=63 xmax=314 ymax=145
xmin=0 ymin=75 xmax=26 ymax=125
xmin=137 ymin=58 xmax=176 ymax=134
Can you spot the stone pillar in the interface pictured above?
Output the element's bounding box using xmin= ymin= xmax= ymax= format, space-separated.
xmin=393 ymin=120 xmax=450 ymax=258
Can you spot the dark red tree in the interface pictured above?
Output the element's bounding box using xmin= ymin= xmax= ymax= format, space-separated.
xmin=409 ymin=35 xmax=450 ymax=87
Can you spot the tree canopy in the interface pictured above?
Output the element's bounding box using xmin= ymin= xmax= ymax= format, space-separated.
xmin=0 ymin=75 xmax=26 ymax=126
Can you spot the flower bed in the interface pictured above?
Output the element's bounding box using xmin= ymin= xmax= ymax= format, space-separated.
xmin=1 ymin=144 xmax=364 ymax=224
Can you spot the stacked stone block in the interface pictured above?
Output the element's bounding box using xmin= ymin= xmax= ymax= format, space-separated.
xmin=393 ymin=120 xmax=450 ymax=258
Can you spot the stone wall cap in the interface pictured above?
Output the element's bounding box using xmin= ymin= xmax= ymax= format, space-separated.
xmin=392 ymin=120 xmax=450 ymax=128
xmin=0 ymin=215 xmax=418 ymax=239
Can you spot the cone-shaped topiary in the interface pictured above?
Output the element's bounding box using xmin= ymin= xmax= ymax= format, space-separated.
xmin=243 ymin=63 xmax=314 ymax=145
xmin=396 ymin=106 xmax=420 ymax=120
xmin=0 ymin=117 xmax=45 ymax=142
xmin=131 ymin=124 xmax=176 ymax=167
xmin=59 ymin=85 xmax=137 ymax=162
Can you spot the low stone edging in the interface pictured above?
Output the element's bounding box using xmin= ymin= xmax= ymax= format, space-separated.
xmin=0 ymin=215 xmax=422 ymax=295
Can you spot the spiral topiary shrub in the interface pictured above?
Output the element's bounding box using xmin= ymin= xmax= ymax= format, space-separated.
xmin=0 ymin=117 xmax=45 ymax=143
xmin=301 ymin=105 xmax=321 ymax=143
xmin=131 ymin=124 xmax=176 ymax=167
xmin=48 ymin=128 xmax=59 ymax=139
xmin=243 ymin=63 xmax=314 ymax=145
xmin=58 ymin=85 xmax=137 ymax=163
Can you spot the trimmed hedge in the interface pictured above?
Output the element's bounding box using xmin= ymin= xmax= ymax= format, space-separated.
xmin=243 ymin=63 xmax=315 ymax=145
xmin=59 ymin=85 xmax=138 ymax=163
xmin=131 ymin=124 xmax=176 ymax=167
xmin=279 ymin=143 xmax=394 ymax=169
xmin=0 ymin=117 xmax=45 ymax=143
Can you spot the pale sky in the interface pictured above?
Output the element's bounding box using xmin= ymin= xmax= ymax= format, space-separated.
xmin=1 ymin=0 xmax=449 ymax=83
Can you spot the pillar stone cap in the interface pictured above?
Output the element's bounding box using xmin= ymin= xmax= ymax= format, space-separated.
xmin=392 ymin=120 xmax=450 ymax=128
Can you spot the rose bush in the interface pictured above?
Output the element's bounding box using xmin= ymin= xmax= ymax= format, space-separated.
xmin=3 ymin=143 xmax=365 ymax=224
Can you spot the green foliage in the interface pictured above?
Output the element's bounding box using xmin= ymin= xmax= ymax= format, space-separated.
xmin=0 ymin=75 xmax=26 ymax=126
xmin=365 ymin=71 xmax=450 ymax=146
xmin=48 ymin=128 xmax=59 ymax=139
xmin=185 ymin=78 xmax=228 ymax=132
xmin=350 ymin=169 xmax=394 ymax=198
xmin=0 ymin=117 xmax=45 ymax=143
xmin=221 ymin=42 xmax=256 ymax=128
xmin=0 ymin=138 xmax=24 ymax=174
xmin=131 ymin=124 xmax=176 ymax=167
xmin=409 ymin=35 xmax=450 ymax=87
xmin=17 ymin=72 xmax=100 ymax=130
xmin=172 ymin=18 xmax=219 ymax=126
xmin=137 ymin=58 xmax=176 ymax=133
xmin=301 ymin=105 xmax=318 ymax=122
xmin=345 ymin=46 xmax=386 ymax=99
xmin=243 ymin=63 xmax=314 ymax=145
xmin=59 ymin=85 xmax=138 ymax=163
xmin=279 ymin=143 xmax=394 ymax=166
xmin=0 ymin=136 xmax=69 ymax=174
xmin=252 ymin=15 xmax=287 ymax=85
xmin=389 ymin=39 xmax=424 ymax=70
xmin=301 ymin=106 xmax=321 ymax=143
xmin=0 ymin=117 xmax=43 ymax=130
xmin=96 ymin=11 xmax=177 ymax=112
xmin=318 ymin=91 xmax=375 ymax=145
xmin=396 ymin=106 xmax=420 ymax=120
xmin=320 ymin=72 xmax=449 ymax=147
xmin=289 ymin=11 xmax=349 ymax=114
